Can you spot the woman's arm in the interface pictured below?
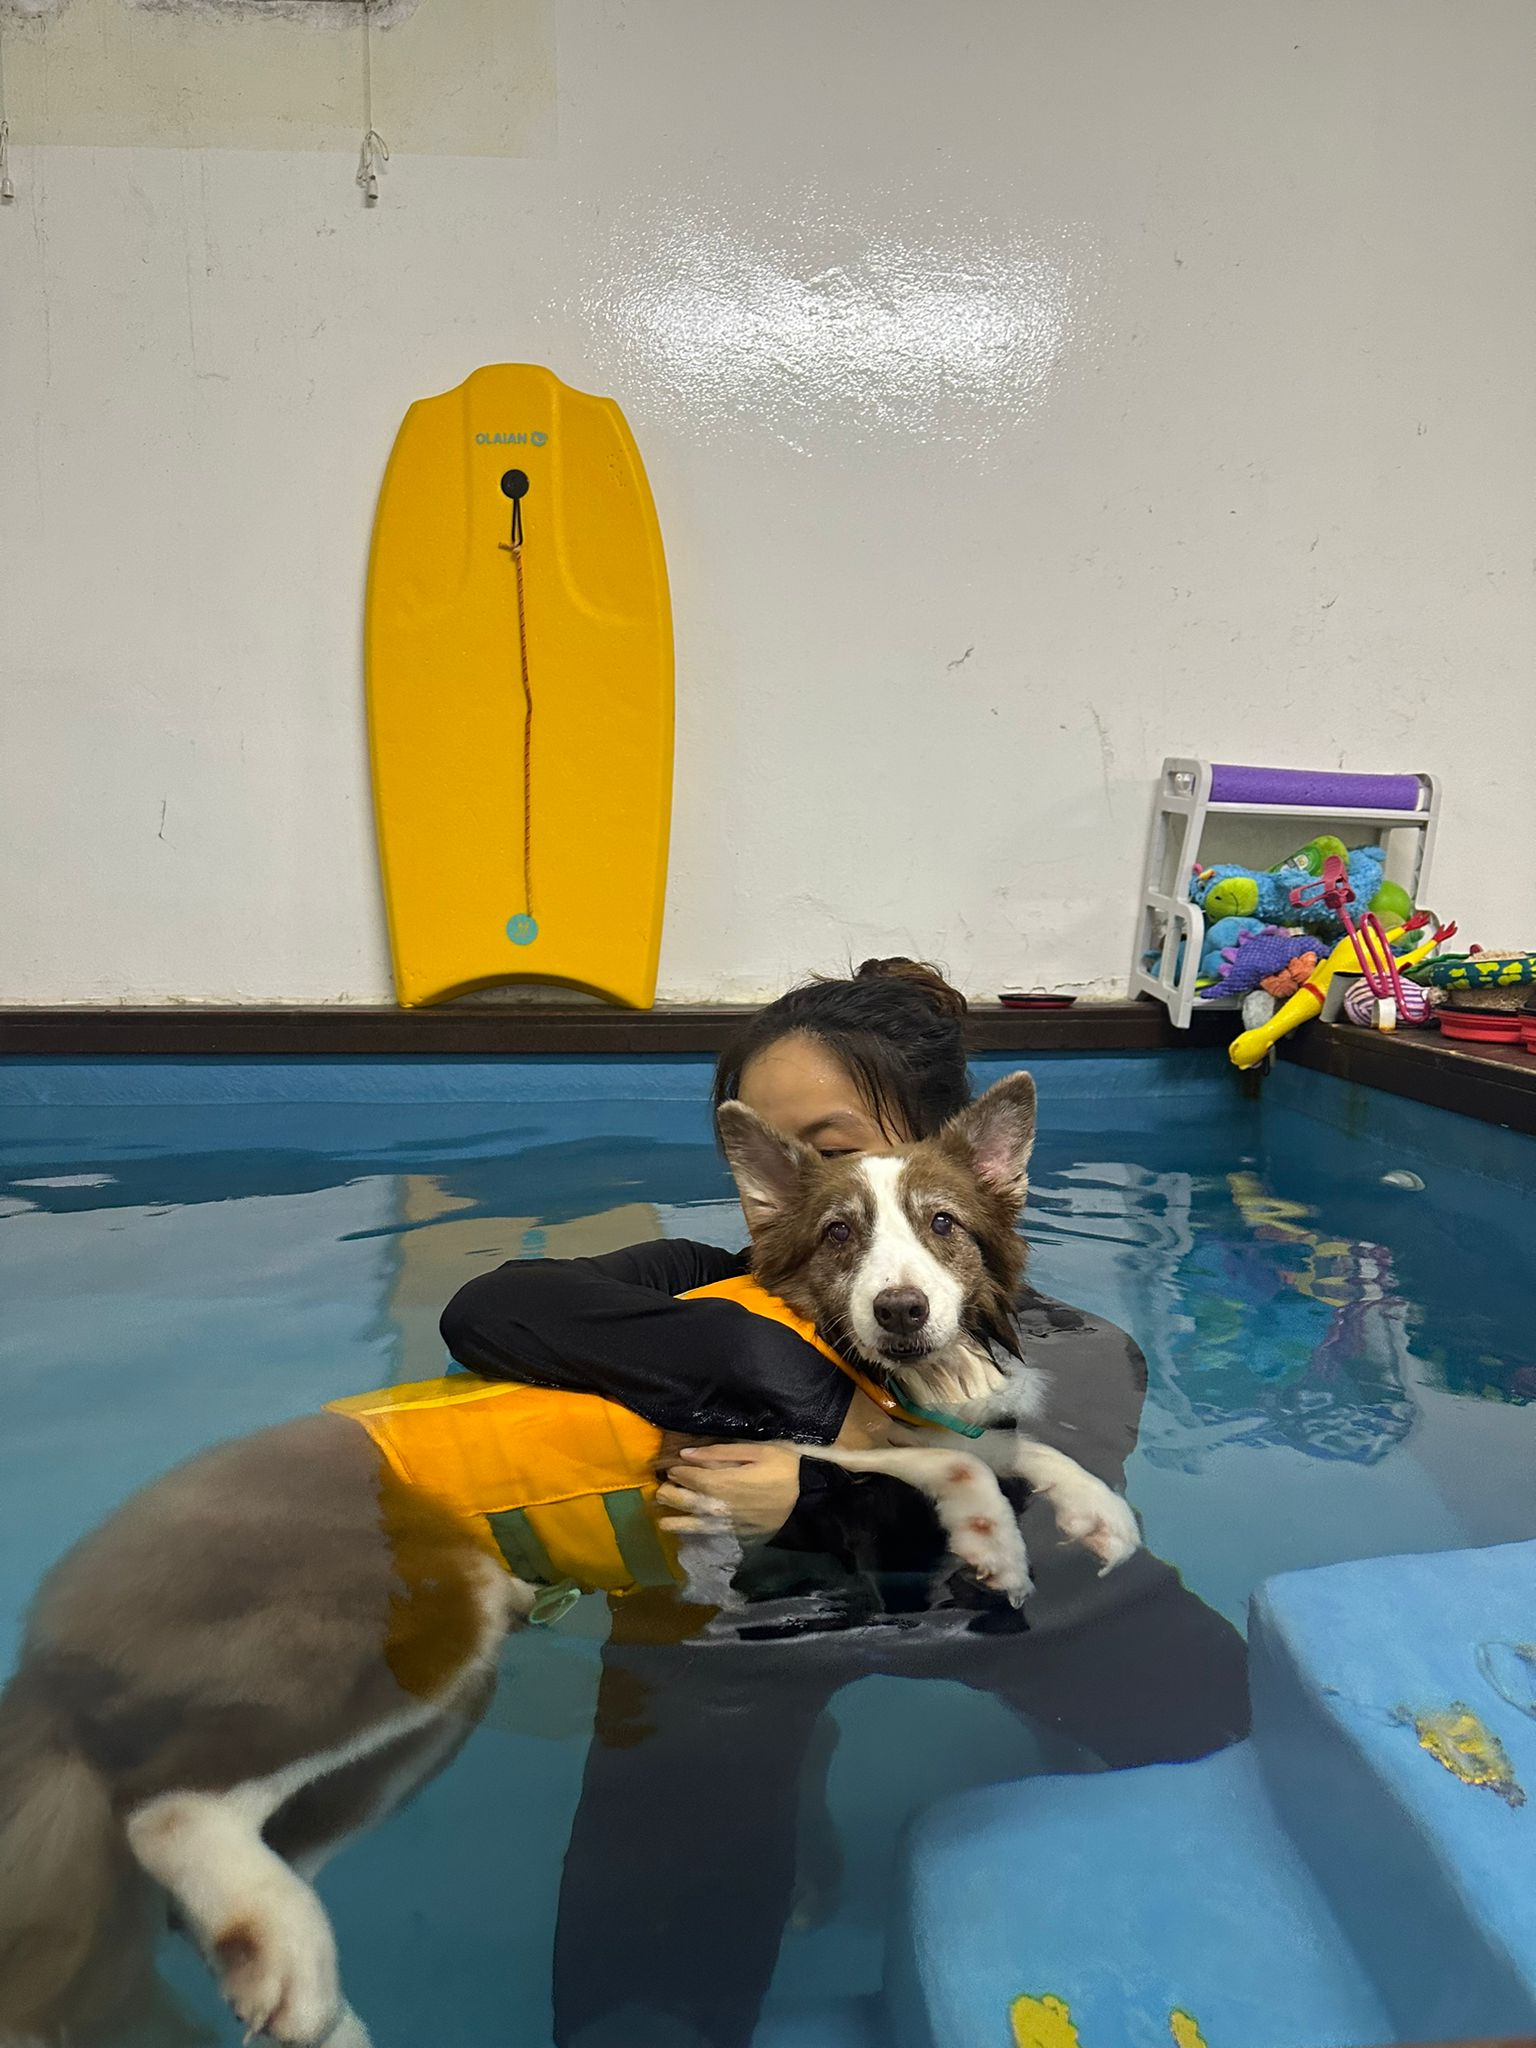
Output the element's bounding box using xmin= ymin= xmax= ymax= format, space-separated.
xmin=440 ymin=1242 xmax=853 ymax=1445
xmin=1006 ymin=1288 xmax=1148 ymax=1492
xmin=659 ymin=1293 xmax=1152 ymax=1558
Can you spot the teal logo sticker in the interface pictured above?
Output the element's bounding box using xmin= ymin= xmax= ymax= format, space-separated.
xmin=506 ymin=914 xmax=539 ymax=947
xmin=476 ymin=431 xmax=548 ymax=447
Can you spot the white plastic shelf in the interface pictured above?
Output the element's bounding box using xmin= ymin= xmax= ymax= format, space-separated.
xmin=1129 ymin=758 xmax=1439 ymax=1029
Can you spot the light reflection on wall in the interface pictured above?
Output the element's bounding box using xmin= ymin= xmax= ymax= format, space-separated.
xmin=574 ymin=190 xmax=1099 ymax=458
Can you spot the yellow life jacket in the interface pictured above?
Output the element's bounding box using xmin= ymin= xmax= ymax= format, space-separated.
xmin=325 ymin=1272 xmax=836 ymax=1601
xmin=680 ymin=1273 xmax=844 ymax=1362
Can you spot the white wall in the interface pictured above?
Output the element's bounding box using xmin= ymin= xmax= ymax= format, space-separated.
xmin=3 ymin=0 xmax=1534 ymax=1006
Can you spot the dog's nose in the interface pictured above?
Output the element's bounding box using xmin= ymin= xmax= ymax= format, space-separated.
xmin=873 ymin=1286 xmax=929 ymax=1333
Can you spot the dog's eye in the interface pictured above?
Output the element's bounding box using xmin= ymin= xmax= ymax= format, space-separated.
xmin=931 ymin=1211 xmax=956 ymax=1237
xmin=824 ymin=1219 xmax=853 ymax=1246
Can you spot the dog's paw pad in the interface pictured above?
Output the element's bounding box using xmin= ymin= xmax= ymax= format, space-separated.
xmin=1054 ymin=1484 xmax=1140 ymax=1572
xmin=952 ymin=1523 xmax=1033 ymax=1605
xmin=213 ymin=1891 xmax=340 ymax=2046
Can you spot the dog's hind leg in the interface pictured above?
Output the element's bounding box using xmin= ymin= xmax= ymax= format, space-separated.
xmin=814 ymin=1445 xmax=1033 ymax=1603
xmin=128 ymin=1782 xmax=361 ymax=2046
xmin=272 ymin=1671 xmax=496 ymax=1887
xmin=129 ymin=1548 xmax=528 ymax=2044
xmin=125 ymin=1705 xmax=445 ymax=2047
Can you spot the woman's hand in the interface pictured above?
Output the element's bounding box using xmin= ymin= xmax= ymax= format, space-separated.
xmin=655 ymin=1444 xmax=803 ymax=1543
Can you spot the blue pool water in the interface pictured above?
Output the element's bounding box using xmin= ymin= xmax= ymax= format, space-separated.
xmin=3 ymin=1050 xmax=1535 ymax=2045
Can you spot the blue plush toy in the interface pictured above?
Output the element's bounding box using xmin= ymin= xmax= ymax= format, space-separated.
xmin=1191 ymin=844 xmax=1394 ymax=941
xmin=1147 ymin=914 xmax=1270 ymax=987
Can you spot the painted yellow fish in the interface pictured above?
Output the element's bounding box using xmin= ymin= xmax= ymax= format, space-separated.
xmin=1009 ymin=1994 xmax=1208 ymax=2048
xmin=1010 ymin=1995 xmax=1082 ymax=2048
xmin=1400 ymin=1701 xmax=1526 ymax=1808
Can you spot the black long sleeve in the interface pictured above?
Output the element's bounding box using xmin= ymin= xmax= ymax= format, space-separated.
xmin=772 ymin=1456 xmax=950 ymax=1571
xmin=440 ymin=1240 xmax=852 ymax=1445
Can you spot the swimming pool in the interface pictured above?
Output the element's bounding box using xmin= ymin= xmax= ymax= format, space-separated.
xmin=3 ymin=1049 xmax=1534 ymax=2045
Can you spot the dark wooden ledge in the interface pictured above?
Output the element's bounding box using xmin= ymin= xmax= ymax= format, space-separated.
xmin=0 ymin=1000 xmax=1235 ymax=1058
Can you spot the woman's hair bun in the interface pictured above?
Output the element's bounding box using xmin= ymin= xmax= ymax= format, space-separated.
xmin=853 ymin=957 xmax=968 ymax=1021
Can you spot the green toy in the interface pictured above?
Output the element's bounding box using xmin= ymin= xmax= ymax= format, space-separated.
xmin=1405 ymin=951 xmax=1536 ymax=992
xmin=1283 ymin=833 xmax=1412 ymax=924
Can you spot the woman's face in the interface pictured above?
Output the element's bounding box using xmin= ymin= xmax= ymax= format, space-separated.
xmin=736 ymin=1032 xmax=905 ymax=1158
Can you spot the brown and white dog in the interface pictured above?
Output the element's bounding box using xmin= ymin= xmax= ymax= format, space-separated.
xmin=0 ymin=1071 xmax=1136 ymax=2048
xmin=709 ymin=1069 xmax=1140 ymax=1604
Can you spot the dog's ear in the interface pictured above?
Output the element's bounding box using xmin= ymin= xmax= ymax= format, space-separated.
xmin=716 ymin=1101 xmax=815 ymax=1234
xmin=941 ymin=1070 xmax=1037 ymax=1207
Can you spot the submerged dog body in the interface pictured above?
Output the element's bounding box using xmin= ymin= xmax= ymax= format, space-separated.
xmin=0 ymin=1412 xmax=529 ymax=2048
xmin=0 ymin=1072 xmax=1137 ymax=2046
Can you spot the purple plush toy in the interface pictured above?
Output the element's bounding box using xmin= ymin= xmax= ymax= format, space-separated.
xmin=1199 ymin=925 xmax=1320 ymax=1001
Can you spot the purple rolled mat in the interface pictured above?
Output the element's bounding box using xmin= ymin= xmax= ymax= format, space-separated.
xmin=1209 ymin=764 xmax=1423 ymax=811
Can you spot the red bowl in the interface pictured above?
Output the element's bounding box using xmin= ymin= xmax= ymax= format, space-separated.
xmin=997 ymin=993 xmax=1079 ymax=1011
xmin=1438 ymin=1012 xmax=1525 ymax=1044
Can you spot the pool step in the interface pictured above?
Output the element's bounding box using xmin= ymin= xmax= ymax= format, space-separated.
xmin=887 ymin=1744 xmax=1391 ymax=2048
xmin=755 ymin=1998 xmax=881 ymax=2048
xmin=881 ymin=1539 xmax=1536 ymax=2048
xmin=1248 ymin=1538 xmax=1536 ymax=2039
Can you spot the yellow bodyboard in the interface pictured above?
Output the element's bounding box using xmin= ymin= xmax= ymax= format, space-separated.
xmin=366 ymin=365 xmax=674 ymax=1008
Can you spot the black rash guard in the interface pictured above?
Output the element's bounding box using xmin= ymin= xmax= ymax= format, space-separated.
xmin=443 ymin=1243 xmax=1249 ymax=2048
xmin=440 ymin=1239 xmax=851 ymax=1443
xmin=439 ymin=1239 xmax=1152 ymax=1635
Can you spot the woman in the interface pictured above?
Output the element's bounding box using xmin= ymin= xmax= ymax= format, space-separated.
xmin=441 ymin=960 xmax=1249 ymax=2048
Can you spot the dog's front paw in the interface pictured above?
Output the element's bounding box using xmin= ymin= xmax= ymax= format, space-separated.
xmin=1052 ymin=1477 xmax=1140 ymax=1575
xmin=951 ymin=1511 xmax=1034 ymax=1607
